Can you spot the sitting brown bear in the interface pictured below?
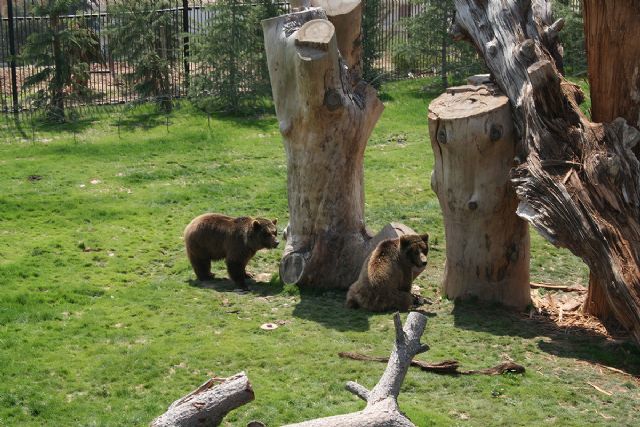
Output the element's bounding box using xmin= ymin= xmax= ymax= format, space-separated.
xmin=184 ymin=213 xmax=279 ymax=289
xmin=346 ymin=233 xmax=429 ymax=312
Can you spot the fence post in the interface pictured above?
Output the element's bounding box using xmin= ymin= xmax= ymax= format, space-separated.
xmin=7 ymin=0 xmax=19 ymax=114
xmin=182 ymin=0 xmax=190 ymax=89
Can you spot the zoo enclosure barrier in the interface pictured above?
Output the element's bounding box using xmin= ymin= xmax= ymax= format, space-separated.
xmin=0 ymin=0 xmax=585 ymax=116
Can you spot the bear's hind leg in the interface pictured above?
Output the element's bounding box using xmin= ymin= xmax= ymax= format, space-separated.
xmin=188 ymin=253 xmax=214 ymax=281
xmin=387 ymin=291 xmax=413 ymax=312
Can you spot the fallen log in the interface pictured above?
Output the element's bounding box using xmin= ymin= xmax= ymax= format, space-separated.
xmin=530 ymin=282 xmax=587 ymax=293
xmin=150 ymin=372 xmax=254 ymax=427
xmin=339 ymin=352 xmax=525 ymax=375
xmin=283 ymin=312 xmax=429 ymax=426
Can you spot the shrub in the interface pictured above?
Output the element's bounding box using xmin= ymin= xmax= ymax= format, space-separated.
xmin=108 ymin=0 xmax=180 ymax=112
xmin=188 ymin=0 xmax=284 ymax=115
xmin=20 ymin=0 xmax=103 ymax=122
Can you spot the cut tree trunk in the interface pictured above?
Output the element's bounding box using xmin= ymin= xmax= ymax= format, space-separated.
xmin=151 ymin=372 xmax=254 ymax=427
xmin=451 ymin=0 xmax=640 ymax=343
xmin=582 ymin=0 xmax=640 ymax=317
xmin=282 ymin=312 xmax=429 ymax=426
xmin=263 ymin=3 xmax=415 ymax=290
xmin=428 ymin=82 xmax=531 ymax=309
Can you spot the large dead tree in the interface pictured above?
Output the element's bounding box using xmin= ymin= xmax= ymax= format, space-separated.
xmin=451 ymin=0 xmax=640 ymax=343
xmin=582 ymin=0 xmax=640 ymax=317
xmin=283 ymin=312 xmax=429 ymax=426
xmin=428 ymin=82 xmax=531 ymax=309
xmin=263 ymin=1 xmax=414 ymax=290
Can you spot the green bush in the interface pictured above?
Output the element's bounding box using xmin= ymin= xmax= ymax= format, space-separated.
xmin=188 ymin=0 xmax=284 ymax=115
xmin=108 ymin=0 xmax=180 ymax=112
xmin=20 ymin=0 xmax=103 ymax=122
xmin=393 ymin=0 xmax=484 ymax=87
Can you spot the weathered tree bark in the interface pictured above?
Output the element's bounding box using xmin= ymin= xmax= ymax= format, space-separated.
xmin=151 ymin=372 xmax=254 ymax=427
xmin=451 ymin=0 xmax=640 ymax=343
xmin=428 ymin=83 xmax=531 ymax=309
xmin=282 ymin=312 xmax=428 ymax=426
xmin=263 ymin=3 xmax=414 ymax=289
xmin=582 ymin=0 xmax=640 ymax=317
xmin=583 ymin=0 xmax=640 ymax=130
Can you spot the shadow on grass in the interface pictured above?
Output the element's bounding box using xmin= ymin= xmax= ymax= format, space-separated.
xmin=452 ymin=301 xmax=640 ymax=376
xmin=186 ymin=275 xmax=284 ymax=297
xmin=291 ymin=289 xmax=371 ymax=333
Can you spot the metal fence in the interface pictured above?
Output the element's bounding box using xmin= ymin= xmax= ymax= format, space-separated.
xmin=0 ymin=0 xmax=584 ymax=117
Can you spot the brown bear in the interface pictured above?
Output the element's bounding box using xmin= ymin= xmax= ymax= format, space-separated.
xmin=184 ymin=213 xmax=279 ymax=289
xmin=345 ymin=233 xmax=429 ymax=312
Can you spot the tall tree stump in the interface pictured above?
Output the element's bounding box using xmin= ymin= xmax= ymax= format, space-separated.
xmin=428 ymin=83 xmax=531 ymax=309
xmin=263 ymin=3 xmax=415 ymax=289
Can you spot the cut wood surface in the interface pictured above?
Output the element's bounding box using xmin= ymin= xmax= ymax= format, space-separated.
xmin=263 ymin=2 xmax=414 ymax=290
xmin=150 ymin=372 xmax=254 ymax=427
xmin=282 ymin=313 xmax=428 ymax=426
xmin=452 ymin=0 xmax=640 ymax=344
xmin=428 ymin=83 xmax=531 ymax=309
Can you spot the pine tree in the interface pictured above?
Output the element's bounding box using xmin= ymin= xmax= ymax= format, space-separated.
xmin=21 ymin=0 xmax=102 ymax=122
xmin=108 ymin=0 xmax=179 ymax=112
xmin=393 ymin=0 xmax=484 ymax=87
xmin=188 ymin=0 xmax=284 ymax=115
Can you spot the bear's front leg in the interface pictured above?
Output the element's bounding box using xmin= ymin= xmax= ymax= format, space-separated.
xmin=226 ymin=259 xmax=249 ymax=290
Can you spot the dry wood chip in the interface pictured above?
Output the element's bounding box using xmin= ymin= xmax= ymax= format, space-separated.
xmin=587 ymin=382 xmax=613 ymax=396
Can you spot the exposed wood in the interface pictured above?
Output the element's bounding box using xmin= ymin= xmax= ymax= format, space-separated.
xmin=428 ymin=84 xmax=531 ymax=309
xmin=263 ymin=3 xmax=413 ymax=290
xmin=582 ymin=1 xmax=640 ymax=316
xmin=282 ymin=313 xmax=428 ymax=426
xmin=451 ymin=0 xmax=640 ymax=344
xmin=310 ymin=0 xmax=362 ymax=80
xmin=339 ymin=352 xmax=525 ymax=375
xmin=150 ymin=372 xmax=254 ymax=427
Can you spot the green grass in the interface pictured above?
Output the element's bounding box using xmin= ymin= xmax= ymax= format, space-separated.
xmin=0 ymin=78 xmax=638 ymax=427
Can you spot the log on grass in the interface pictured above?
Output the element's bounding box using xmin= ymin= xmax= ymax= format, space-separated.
xmin=339 ymin=351 xmax=525 ymax=375
xmin=283 ymin=312 xmax=429 ymax=426
xmin=151 ymin=372 xmax=254 ymax=427
xmin=451 ymin=0 xmax=640 ymax=343
xmin=262 ymin=2 xmax=415 ymax=290
xmin=428 ymin=83 xmax=531 ymax=309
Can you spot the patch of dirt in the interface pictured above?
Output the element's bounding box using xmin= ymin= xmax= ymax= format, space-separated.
xmin=528 ymin=288 xmax=628 ymax=339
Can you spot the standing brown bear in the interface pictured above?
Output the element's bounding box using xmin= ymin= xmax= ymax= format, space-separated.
xmin=346 ymin=234 xmax=429 ymax=312
xmin=184 ymin=213 xmax=279 ymax=289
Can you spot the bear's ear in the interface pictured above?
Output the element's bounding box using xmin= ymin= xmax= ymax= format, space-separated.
xmin=272 ymin=218 xmax=278 ymax=226
xmin=252 ymin=220 xmax=261 ymax=230
xmin=400 ymin=236 xmax=411 ymax=249
xmin=421 ymin=233 xmax=429 ymax=244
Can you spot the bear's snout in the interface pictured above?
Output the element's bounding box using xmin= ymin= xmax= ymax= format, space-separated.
xmin=272 ymin=239 xmax=280 ymax=248
xmin=419 ymin=253 xmax=427 ymax=266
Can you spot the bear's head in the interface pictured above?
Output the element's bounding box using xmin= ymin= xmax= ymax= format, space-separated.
xmin=252 ymin=218 xmax=280 ymax=249
xmin=400 ymin=233 xmax=429 ymax=274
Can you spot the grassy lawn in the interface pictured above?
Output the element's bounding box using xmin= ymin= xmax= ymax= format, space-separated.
xmin=1 ymin=78 xmax=638 ymax=426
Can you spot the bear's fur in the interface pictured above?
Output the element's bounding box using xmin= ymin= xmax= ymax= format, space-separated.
xmin=346 ymin=233 xmax=429 ymax=312
xmin=184 ymin=213 xmax=279 ymax=289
